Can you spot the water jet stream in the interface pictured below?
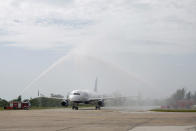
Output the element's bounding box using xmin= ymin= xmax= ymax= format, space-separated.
xmin=21 ymin=53 xmax=152 ymax=97
xmin=21 ymin=54 xmax=71 ymax=95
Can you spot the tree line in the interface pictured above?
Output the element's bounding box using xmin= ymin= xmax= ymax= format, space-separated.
xmin=0 ymin=93 xmax=64 ymax=107
xmin=166 ymin=88 xmax=196 ymax=105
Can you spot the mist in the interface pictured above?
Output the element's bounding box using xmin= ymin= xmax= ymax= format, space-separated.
xmin=21 ymin=52 xmax=195 ymax=100
xmin=0 ymin=0 xmax=196 ymax=100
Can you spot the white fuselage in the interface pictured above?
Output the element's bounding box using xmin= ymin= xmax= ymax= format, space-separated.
xmin=68 ymin=90 xmax=100 ymax=103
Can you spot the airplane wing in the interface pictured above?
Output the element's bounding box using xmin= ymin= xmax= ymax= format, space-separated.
xmin=88 ymin=96 xmax=132 ymax=101
xmin=88 ymin=97 xmax=103 ymax=102
xmin=88 ymin=95 xmax=138 ymax=103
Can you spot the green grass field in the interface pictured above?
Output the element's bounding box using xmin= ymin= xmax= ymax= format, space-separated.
xmin=150 ymin=109 xmax=196 ymax=112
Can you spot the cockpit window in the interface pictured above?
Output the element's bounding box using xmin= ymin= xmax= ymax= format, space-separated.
xmin=73 ymin=93 xmax=80 ymax=95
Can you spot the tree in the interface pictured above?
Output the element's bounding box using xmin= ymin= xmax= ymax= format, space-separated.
xmin=167 ymin=88 xmax=186 ymax=105
xmin=30 ymin=97 xmax=62 ymax=107
xmin=17 ymin=95 xmax=22 ymax=102
xmin=173 ymin=88 xmax=186 ymax=101
xmin=186 ymin=91 xmax=191 ymax=100
xmin=0 ymin=98 xmax=8 ymax=107
xmin=192 ymin=91 xmax=196 ymax=103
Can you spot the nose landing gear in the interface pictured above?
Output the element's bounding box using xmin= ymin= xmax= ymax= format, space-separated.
xmin=95 ymin=105 xmax=101 ymax=110
xmin=72 ymin=106 xmax=78 ymax=110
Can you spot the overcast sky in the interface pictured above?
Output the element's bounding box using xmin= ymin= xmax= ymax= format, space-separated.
xmin=0 ymin=0 xmax=196 ymax=100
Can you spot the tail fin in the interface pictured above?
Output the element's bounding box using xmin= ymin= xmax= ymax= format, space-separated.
xmin=94 ymin=77 xmax=98 ymax=92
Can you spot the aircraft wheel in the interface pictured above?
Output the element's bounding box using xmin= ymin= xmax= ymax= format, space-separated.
xmin=95 ymin=106 xmax=100 ymax=110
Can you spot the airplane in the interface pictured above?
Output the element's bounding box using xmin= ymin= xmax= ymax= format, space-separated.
xmin=61 ymin=78 xmax=105 ymax=110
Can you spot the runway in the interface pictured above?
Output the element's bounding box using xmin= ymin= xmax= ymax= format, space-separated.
xmin=0 ymin=108 xmax=196 ymax=131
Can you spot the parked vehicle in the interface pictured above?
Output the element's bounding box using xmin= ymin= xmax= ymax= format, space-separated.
xmin=4 ymin=101 xmax=30 ymax=110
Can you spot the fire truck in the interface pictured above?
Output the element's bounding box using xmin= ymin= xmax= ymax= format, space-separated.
xmin=4 ymin=101 xmax=31 ymax=110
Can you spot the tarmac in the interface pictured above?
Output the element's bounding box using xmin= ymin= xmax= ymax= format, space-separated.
xmin=0 ymin=108 xmax=196 ymax=131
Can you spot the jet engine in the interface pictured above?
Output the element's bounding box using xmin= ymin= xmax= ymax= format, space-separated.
xmin=61 ymin=100 xmax=69 ymax=107
xmin=98 ymin=100 xmax=104 ymax=107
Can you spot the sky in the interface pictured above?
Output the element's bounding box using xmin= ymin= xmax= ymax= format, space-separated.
xmin=0 ymin=0 xmax=196 ymax=100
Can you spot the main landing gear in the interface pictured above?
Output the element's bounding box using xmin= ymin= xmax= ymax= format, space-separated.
xmin=72 ymin=103 xmax=79 ymax=110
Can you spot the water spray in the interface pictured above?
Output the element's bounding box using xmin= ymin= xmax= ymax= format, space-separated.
xmin=21 ymin=54 xmax=71 ymax=95
xmin=21 ymin=52 xmax=152 ymax=98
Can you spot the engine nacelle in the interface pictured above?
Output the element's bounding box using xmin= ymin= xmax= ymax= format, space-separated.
xmin=61 ymin=100 xmax=69 ymax=107
xmin=98 ymin=100 xmax=104 ymax=107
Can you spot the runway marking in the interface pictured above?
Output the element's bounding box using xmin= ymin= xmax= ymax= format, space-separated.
xmin=129 ymin=126 xmax=196 ymax=131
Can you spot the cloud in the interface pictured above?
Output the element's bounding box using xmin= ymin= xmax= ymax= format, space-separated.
xmin=1 ymin=0 xmax=196 ymax=99
xmin=35 ymin=18 xmax=93 ymax=27
xmin=0 ymin=0 xmax=195 ymax=54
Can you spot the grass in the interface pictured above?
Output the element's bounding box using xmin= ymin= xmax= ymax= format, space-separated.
xmin=0 ymin=107 xmax=4 ymax=111
xmin=150 ymin=109 xmax=196 ymax=112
